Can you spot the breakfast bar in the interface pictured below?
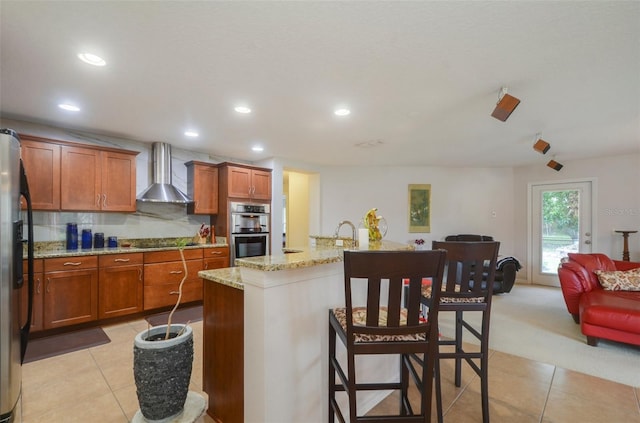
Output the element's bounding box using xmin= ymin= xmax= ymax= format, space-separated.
xmin=199 ymin=241 xmax=411 ymax=423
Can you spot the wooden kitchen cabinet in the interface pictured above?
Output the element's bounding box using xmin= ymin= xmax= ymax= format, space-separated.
xmin=43 ymin=256 xmax=98 ymax=329
xmin=20 ymin=137 xmax=61 ymax=210
xmin=185 ymin=161 xmax=219 ymax=215
xmin=98 ymin=253 xmax=144 ymax=319
xmin=219 ymin=163 xmax=272 ymax=201
xmin=21 ymin=259 xmax=44 ymax=332
xmin=202 ymin=246 xmax=230 ymax=270
xmin=143 ymin=249 xmax=204 ymax=310
xmin=61 ymin=145 xmax=138 ymax=212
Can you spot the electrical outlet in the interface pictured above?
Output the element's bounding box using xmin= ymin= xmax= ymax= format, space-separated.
xmin=335 ymin=239 xmax=344 ymax=246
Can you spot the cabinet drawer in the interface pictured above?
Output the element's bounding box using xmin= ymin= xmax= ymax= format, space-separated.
xmin=143 ymin=280 xmax=203 ymax=310
xmin=99 ymin=253 xmax=144 ymax=267
xmin=144 ymin=260 xmax=204 ymax=286
xmin=144 ymin=249 xmax=203 ymax=263
xmin=203 ymin=257 xmax=229 ymax=270
xmin=24 ymin=259 xmax=44 ymax=273
xmin=45 ymin=256 xmax=98 ymax=272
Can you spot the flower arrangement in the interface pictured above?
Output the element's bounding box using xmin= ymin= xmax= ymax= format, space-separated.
xmin=414 ymin=238 xmax=425 ymax=250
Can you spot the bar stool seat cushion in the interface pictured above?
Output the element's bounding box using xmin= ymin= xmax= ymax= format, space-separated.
xmin=332 ymin=307 xmax=426 ymax=342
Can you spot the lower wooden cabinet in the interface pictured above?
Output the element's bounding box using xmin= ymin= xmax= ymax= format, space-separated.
xmin=26 ymin=246 xmax=230 ymax=332
xmin=143 ymin=249 xmax=204 ymax=310
xmin=43 ymin=256 xmax=98 ymax=329
xmin=203 ymin=247 xmax=230 ymax=270
xmin=98 ymin=253 xmax=144 ymax=319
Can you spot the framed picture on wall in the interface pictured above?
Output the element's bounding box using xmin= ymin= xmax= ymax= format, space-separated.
xmin=408 ymin=184 xmax=431 ymax=233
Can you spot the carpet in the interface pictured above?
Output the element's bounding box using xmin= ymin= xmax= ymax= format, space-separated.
xmin=145 ymin=305 xmax=203 ymax=327
xmin=24 ymin=327 xmax=110 ymax=363
xmin=437 ymin=284 xmax=640 ymax=387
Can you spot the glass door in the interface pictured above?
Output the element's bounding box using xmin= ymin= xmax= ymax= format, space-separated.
xmin=531 ymin=181 xmax=593 ymax=286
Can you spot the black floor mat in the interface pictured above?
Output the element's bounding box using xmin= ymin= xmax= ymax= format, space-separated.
xmin=145 ymin=305 xmax=203 ymax=327
xmin=24 ymin=327 xmax=110 ymax=363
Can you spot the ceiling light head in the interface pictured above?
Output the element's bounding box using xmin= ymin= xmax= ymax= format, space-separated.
xmin=533 ymin=134 xmax=550 ymax=154
xmin=184 ymin=131 xmax=199 ymax=137
xmin=547 ymin=160 xmax=563 ymax=171
xmin=252 ymin=146 xmax=264 ymax=152
xmin=58 ymin=103 xmax=80 ymax=112
xmin=77 ymin=53 xmax=106 ymax=66
xmin=234 ymin=106 xmax=251 ymax=114
xmin=334 ymin=108 xmax=351 ymax=116
xmin=491 ymin=87 xmax=520 ymax=122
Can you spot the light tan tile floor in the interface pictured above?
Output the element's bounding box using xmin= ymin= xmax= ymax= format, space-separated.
xmin=21 ymin=319 xmax=640 ymax=422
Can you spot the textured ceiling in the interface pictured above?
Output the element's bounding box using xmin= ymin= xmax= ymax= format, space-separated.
xmin=1 ymin=1 xmax=639 ymax=167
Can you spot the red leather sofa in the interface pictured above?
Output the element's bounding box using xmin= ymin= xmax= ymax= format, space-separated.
xmin=557 ymin=253 xmax=640 ymax=346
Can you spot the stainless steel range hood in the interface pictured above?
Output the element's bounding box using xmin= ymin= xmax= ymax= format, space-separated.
xmin=137 ymin=142 xmax=193 ymax=204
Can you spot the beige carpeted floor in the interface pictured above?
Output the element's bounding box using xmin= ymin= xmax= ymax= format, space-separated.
xmin=437 ymin=283 xmax=640 ymax=387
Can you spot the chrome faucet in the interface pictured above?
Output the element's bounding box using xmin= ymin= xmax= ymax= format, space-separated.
xmin=335 ymin=220 xmax=356 ymax=243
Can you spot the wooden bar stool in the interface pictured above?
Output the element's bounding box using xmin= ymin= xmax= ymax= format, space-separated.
xmin=329 ymin=249 xmax=446 ymax=423
xmin=429 ymin=241 xmax=500 ymax=423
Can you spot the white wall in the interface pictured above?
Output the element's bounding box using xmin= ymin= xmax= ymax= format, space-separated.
xmin=319 ymin=165 xmax=516 ymax=253
xmin=513 ymin=153 xmax=640 ymax=272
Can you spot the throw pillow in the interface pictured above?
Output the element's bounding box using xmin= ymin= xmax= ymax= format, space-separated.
xmin=594 ymin=268 xmax=640 ymax=291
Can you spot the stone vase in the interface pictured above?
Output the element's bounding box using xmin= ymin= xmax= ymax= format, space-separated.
xmin=133 ymin=324 xmax=194 ymax=422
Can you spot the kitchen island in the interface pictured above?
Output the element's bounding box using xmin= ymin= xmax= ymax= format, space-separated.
xmin=198 ymin=240 xmax=412 ymax=423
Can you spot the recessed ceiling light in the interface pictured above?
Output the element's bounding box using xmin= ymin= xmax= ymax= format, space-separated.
xmin=334 ymin=108 xmax=351 ymax=116
xmin=234 ymin=106 xmax=251 ymax=114
xmin=77 ymin=53 xmax=106 ymax=66
xmin=184 ymin=131 xmax=199 ymax=137
xmin=58 ymin=103 xmax=80 ymax=112
xmin=252 ymin=146 xmax=264 ymax=152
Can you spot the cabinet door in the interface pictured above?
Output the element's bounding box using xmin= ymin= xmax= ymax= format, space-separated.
xmin=251 ymin=170 xmax=272 ymax=200
xmin=190 ymin=164 xmax=219 ymax=214
xmin=101 ymin=150 xmax=137 ymax=212
xmin=21 ymin=260 xmax=44 ymax=332
xmin=20 ymin=140 xmax=61 ymax=210
xmin=60 ymin=146 xmax=101 ymax=211
xmin=227 ymin=166 xmax=252 ymax=199
xmin=99 ymin=264 xmax=143 ymax=319
xmin=44 ymin=269 xmax=98 ymax=329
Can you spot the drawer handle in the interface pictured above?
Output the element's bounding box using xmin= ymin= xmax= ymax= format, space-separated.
xmin=169 ymin=270 xmax=183 ymax=274
xmin=210 ymin=251 xmax=222 ymax=255
xmin=36 ymin=278 xmax=41 ymax=294
xmin=63 ymin=262 xmax=82 ymax=266
xmin=114 ymin=258 xmax=130 ymax=262
xmin=46 ymin=278 xmax=51 ymax=293
xmin=138 ymin=268 xmax=142 ymax=281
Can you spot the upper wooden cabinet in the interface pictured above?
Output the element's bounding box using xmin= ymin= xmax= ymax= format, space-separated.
xmin=61 ymin=145 xmax=138 ymax=212
xmin=20 ymin=137 xmax=61 ymax=210
xmin=185 ymin=161 xmax=219 ymax=215
xmin=18 ymin=134 xmax=139 ymax=212
xmin=219 ymin=163 xmax=272 ymax=201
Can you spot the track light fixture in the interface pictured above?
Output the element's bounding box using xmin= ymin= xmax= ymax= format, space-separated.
xmin=547 ymin=160 xmax=563 ymax=171
xmin=491 ymin=87 xmax=520 ymax=122
xmin=533 ymin=134 xmax=550 ymax=154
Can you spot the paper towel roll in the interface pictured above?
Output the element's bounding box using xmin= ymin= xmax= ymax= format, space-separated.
xmin=358 ymin=228 xmax=369 ymax=250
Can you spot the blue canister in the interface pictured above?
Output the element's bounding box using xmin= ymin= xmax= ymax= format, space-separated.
xmin=66 ymin=223 xmax=78 ymax=250
xmin=108 ymin=236 xmax=118 ymax=248
xmin=81 ymin=229 xmax=92 ymax=249
xmin=94 ymin=232 xmax=105 ymax=249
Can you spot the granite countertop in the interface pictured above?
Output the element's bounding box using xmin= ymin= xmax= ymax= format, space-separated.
xmin=198 ymin=239 xmax=413 ymax=289
xmin=26 ymin=237 xmax=229 ymax=259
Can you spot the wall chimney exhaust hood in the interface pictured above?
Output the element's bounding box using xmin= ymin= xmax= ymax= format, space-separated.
xmin=137 ymin=142 xmax=193 ymax=204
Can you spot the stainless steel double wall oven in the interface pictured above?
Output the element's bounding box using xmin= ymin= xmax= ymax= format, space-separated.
xmin=229 ymin=202 xmax=270 ymax=264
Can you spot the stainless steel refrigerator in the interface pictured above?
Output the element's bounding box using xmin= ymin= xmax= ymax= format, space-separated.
xmin=0 ymin=129 xmax=34 ymax=423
